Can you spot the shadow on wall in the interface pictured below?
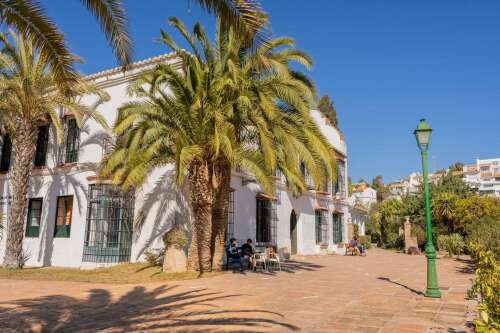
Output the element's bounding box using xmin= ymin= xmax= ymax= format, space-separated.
xmin=133 ymin=170 xmax=192 ymax=261
xmin=0 ymin=285 xmax=299 ymax=333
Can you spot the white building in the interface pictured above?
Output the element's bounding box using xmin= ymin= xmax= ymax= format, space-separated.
xmin=0 ymin=54 xmax=355 ymax=268
xmin=461 ymin=158 xmax=500 ymax=197
xmin=351 ymin=182 xmax=377 ymax=208
xmin=387 ymin=172 xmax=421 ymax=199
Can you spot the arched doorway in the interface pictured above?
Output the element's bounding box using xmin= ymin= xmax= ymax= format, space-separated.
xmin=290 ymin=210 xmax=298 ymax=254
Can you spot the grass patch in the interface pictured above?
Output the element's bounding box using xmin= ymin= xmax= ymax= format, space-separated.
xmin=0 ymin=263 xmax=216 ymax=284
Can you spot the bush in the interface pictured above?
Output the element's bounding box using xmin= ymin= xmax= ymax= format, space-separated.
xmin=466 ymin=217 xmax=500 ymax=260
xmin=360 ymin=235 xmax=372 ymax=249
xmin=163 ymin=226 xmax=188 ymax=249
xmin=437 ymin=233 xmax=465 ymax=257
xmin=385 ymin=232 xmax=404 ymax=250
xmin=467 ymin=243 xmax=500 ymax=332
xmin=353 ymin=224 xmax=360 ymax=238
xmin=144 ymin=248 xmax=163 ymax=266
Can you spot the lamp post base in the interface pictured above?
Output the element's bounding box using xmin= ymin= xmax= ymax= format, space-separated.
xmin=425 ymin=243 xmax=441 ymax=298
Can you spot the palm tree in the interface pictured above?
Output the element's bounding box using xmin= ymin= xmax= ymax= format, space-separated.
xmin=0 ymin=31 xmax=109 ymax=268
xmin=102 ymin=18 xmax=336 ymax=273
xmin=0 ymin=0 xmax=267 ymax=91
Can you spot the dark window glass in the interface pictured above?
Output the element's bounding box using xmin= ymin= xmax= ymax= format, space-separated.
xmin=65 ymin=119 xmax=79 ymax=163
xmin=34 ymin=125 xmax=49 ymax=167
xmin=26 ymin=198 xmax=43 ymax=237
xmin=54 ymin=196 xmax=73 ymax=237
xmin=256 ymin=198 xmax=271 ymax=243
xmin=315 ymin=210 xmax=323 ymax=244
xmin=332 ymin=213 xmax=343 ymax=243
xmin=0 ymin=135 xmax=12 ymax=172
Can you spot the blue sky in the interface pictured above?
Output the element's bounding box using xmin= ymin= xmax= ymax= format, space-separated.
xmin=45 ymin=0 xmax=500 ymax=183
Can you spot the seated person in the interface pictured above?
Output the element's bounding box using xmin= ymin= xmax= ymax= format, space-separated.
xmin=228 ymin=238 xmax=240 ymax=260
xmin=349 ymin=237 xmax=361 ymax=255
xmin=240 ymin=239 xmax=256 ymax=271
xmin=356 ymin=237 xmax=365 ymax=255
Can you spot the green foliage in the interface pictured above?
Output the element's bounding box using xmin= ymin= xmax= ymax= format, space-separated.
xmin=467 ymin=243 xmax=500 ymax=332
xmin=372 ymin=175 xmax=391 ymax=202
xmin=144 ymin=249 xmax=163 ymax=266
xmin=353 ymin=224 xmax=360 ymax=238
xmin=373 ymin=199 xmax=405 ymax=246
xmin=437 ymin=233 xmax=465 ymax=257
xmin=411 ymin=224 xmax=426 ymax=248
xmin=348 ymin=176 xmax=353 ymax=196
xmin=466 ymin=217 xmax=500 ymax=260
xmin=163 ymin=227 xmax=188 ymax=250
xmin=449 ymin=162 xmax=464 ymax=172
xmin=360 ymin=235 xmax=372 ymax=249
xmin=318 ymin=95 xmax=338 ymax=126
xmin=385 ymin=232 xmax=404 ymax=249
xmin=455 ymin=196 xmax=500 ymax=233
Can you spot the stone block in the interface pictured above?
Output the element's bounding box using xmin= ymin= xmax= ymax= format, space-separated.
xmin=162 ymin=247 xmax=187 ymax=272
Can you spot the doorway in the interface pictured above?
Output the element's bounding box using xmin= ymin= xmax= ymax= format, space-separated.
xmin=290 ymin=210 xmax=298 ymax=254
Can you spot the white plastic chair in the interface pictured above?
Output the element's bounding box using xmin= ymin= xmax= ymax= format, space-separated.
xmin=266 ymin=248 xmax=282 ymax=271
xmin=254 ymin=252 xmax=267 ymax=271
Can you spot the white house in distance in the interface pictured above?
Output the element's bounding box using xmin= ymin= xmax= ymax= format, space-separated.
xmin=0 ymin=54 xmax=356 ymax=268
xmin=460 ymin=157 xmax=500 ymax=197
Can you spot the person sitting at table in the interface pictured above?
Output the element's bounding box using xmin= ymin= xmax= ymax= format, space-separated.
xmin=240 ymin=238 xmax=256 ymax=271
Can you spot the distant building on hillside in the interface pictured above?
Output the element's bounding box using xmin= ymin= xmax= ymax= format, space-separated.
xmin=351 ymin=182 xmax=377 ymax=208
xmin=387 ymin=172 xmax=421 ymax=199
xmin=459 ymin=157 xmax=500 ymax=197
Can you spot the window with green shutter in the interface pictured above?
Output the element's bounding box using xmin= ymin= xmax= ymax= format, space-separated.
xmin=0 ymin=135 xmax=12 ymax=172
xmin=332 ymin=213 xmax=343 ymax=243
xmin=64 ymin=119 xmax=79 ymax=163
xmin=54 ymin=196 xmax=73 ymax=237
xmin=26 ymin=198 xmax=43 ymax=237
xmin=34 ymin=125 xmax=49 ymax=167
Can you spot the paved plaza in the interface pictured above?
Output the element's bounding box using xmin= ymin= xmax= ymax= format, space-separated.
xmin=0 ymin=249 xmax=476 ymax=333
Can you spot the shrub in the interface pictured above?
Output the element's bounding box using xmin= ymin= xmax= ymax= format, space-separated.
xmin=467 ymin=243 xmax=500 ymax=332
xmin=466 ymin=217 xmax=500 ymax=260
xmin=360 ymin=235 xmax=372 ymax=249
xmin=144 ymin=248 xmax=163 ymax=266
xmin=163 ymin=226 xmax=188 ymax=249
xmin=385 ymin=232 xmax=404 ymax=249
xmin=437 ymin=233 xmax=465 ymax=257
xmin=353 ymin=224 xmax=360 ymax=238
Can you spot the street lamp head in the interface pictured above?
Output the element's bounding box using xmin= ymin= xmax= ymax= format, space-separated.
xmin=414 ymin=118 xmax=432 ymax=152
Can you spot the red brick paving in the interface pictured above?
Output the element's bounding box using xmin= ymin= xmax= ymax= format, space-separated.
xmin=0 ymin=249 xmax=477 ymax=332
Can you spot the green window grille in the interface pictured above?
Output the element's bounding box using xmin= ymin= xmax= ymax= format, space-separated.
xmin=332 ymin=213 xmax=343 ymax=243
xmin=54 ymin=196 xmax=73 ymax=237
xmin=34 ymin=125 xmax=49 ymax=167
xmin=83 ymin=184 xmax=134 ymax=263
xmin=256 ymin=198 xmax=272 ymax=244
xmin=26 ymin=198 xmax=43 ymax=237
xmin=225 ymin=191 xmax=235 ymax=241
xmin=0 ymin=135 xmax=12 ymax=172
xmin=315 ymin=210 xmax=327 ymax=244
xmin=64 ymin=118 xmax=79 ymax=163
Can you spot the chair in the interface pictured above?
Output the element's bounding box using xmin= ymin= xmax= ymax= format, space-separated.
xmin=254 ymin=252 xmax=267 ymax=271
xmin=266 ymin=247 xmax=282 ymax=271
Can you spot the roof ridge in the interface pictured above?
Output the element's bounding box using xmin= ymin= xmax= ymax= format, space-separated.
xmin=84 ymin=51 xmax=183 ymax=81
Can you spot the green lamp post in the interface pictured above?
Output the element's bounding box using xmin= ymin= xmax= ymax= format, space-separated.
xmin=414 ymin=119 xmax=441 ymax=298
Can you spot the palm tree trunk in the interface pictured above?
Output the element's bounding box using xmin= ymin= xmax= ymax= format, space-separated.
xmin=3 ymin=120 xmax=38 ymax=269
xmin=186 ymin=161 xmax=214 ymax=274
xmin=210 ymin=160 xmax=231 ymax=271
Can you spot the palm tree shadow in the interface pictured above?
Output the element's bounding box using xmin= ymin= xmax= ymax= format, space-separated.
xmin=0 ymin=285 xmax=299 ymax=333
xmin=377 ymin=277 xmax=425 ymax=296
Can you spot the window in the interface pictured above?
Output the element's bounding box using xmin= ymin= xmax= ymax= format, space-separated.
xmin=332 ymin=213 xmax=343 ymax=243
xmin=54 ymin=196 xmax=73 ymax=237
xmin=315 ymin=210 xmax=327 ymax=244
xmin=0 ymin=135 xmax=12 ymax=172
xmin=256 ymin=198 xmax=272 ymax=243
xmin=83 ymin=184 xmax=134 ymax=263
xmin=34 ymin=125 xmax=49 ymax=167
xmin=300 ymin=162 xmax=313 ymax=189
xmin=64 ymin=118 xmax=79 ymax=163
xmin=26 ymin=198 xmax=43 ymax=237
xmin=225 ymin=191 xmax=235 ymax=241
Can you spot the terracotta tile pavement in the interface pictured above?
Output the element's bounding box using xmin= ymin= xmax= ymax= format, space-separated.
xmin=0 ymin=249 xmax=477 ymax=332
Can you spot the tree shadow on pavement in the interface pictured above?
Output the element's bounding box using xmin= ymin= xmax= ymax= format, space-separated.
xmin=0 ymin=285 xmax=299 ymax=333
xmin=377 ymin=277 xmax=425 ymax=296
xmin=454 ymin=257 xmax=475 ymax=275
xmin=228 ymin=259 xmax=324 ymax=276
